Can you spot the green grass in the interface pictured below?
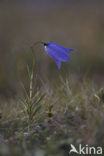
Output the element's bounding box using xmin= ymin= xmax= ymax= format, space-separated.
xmin=0 ymin=74 xmax=104 ymax=156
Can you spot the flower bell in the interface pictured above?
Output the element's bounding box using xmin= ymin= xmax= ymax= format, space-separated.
xmin=44 ymin=42 xmax=73 ymax=69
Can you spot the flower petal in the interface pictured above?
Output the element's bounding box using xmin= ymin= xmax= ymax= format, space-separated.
xmin=65 ymin=48 xmax=73 ymax=53
xmin=45 ymin=49 xmax=61 ymax=69
xmin=43 ymin=42 xmax=73 ymax=69
xmin=51 ymin=56 xmax=61 ymax=69
xmin=47 ymin=42 xmax=73 ymax=53
xmin=45 ymin=44 xmax=70 ymax=62
xmin=55 ymin=60 xmax=61 ymax=69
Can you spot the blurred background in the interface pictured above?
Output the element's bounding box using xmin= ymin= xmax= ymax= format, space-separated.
xmin=0 ymin=0 xmax=104 ymax=96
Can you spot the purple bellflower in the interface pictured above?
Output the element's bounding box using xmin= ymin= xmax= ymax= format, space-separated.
xmin=32 ymin=41 xmax=73 ymax=69
xmin=44 ymin=42 xmax=73 ymax=69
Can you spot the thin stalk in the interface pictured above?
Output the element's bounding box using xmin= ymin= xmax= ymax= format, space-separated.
xmin=30 ymin=69 xmax=33 ymax=99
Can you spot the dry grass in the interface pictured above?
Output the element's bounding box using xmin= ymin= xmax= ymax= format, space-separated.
xmin=0 ymin=73 xmax=104 ymax=156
